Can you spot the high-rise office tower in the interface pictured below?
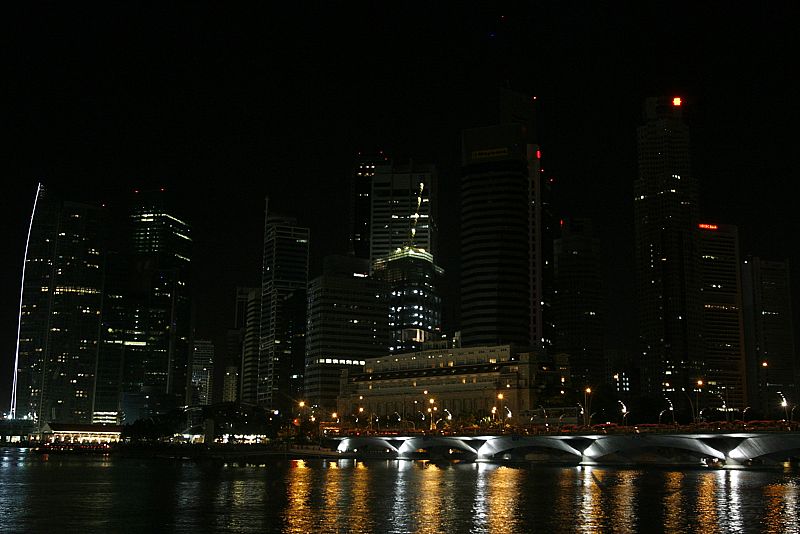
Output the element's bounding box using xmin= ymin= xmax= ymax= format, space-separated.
xmin=258 ymin=203 xmax=309 ymax=414
xmin=304 ymin=256 xmax=389 ymax=410
xmin=634 ymin=96 xmax=701 ymax=398
xmin=220 ymin=287 xmax=256 ymax=404
xmin=95 ymin=189 xmax=193 ymax=424
xmin=742 ymin=258 xmax=797 ymax=417
xmin=13 ymin=191 xmax=107 ymax=426
xmin=368 ymin=160 xmax=437 ymax=264
xmin=12 ymin=184 xmax=59 ymax=422
xmin=696 ymin=223 xmax=746 ymax=410
xmin=221 ymin=365 xmax=239 ymax=403
xmin=373 ymin=247 xmax=442 ymax=353
xmin=190 ymin=340 xmax=214 ymax=406
xmin=460 ymin=91 xmax=547 ymax=348
xmin=238 ymin=287 xmax=260 ymax=405
xmin=553 ymin=218 xmax=604 ymax=389
xmin=350 ymin=152 xmax=390 ymax=259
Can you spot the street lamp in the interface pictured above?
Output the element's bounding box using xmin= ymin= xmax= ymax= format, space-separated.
xmin=584 ymin=388 xmax=592 ymax=427
xmin=778 ymin=392 xmax=789 ymax=421
xmin=696 ymin=380 xmax=704 ymax=422
xmin=618 ymin=400 xmax=629 ymax=426
xmin=663 ymin=397 xmax=675 ymax=424
xmin=680 ymin=387 xmax=696 ymax=424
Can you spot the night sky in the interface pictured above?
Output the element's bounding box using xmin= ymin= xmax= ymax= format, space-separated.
xmin=3 ymin=3 xmax=799 ymax=410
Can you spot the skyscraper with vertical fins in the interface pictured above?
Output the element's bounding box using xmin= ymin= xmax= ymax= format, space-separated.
xmin=460 ymin=90 xmax=548 ymax=349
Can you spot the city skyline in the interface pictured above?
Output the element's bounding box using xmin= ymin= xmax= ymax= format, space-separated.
xmin=3 ymin=4 xmax=799 ymax=412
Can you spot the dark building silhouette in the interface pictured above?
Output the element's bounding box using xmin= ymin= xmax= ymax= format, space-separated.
xmin=743 ymin=258 xmax=797 ymax=418
xmin=553 ymin=218 xmax=604 ymax=389
xmin=237 ymin=287 xmax=260 ymax=405
xmin=460 ymin=90 xmax=549 ymax=348
xmin=634 ymin=96 xmax=701 ymax=399
xmin=350 ymin=152 xmax=390 ymax=259
xmin=696 ymin=223 xmax=746 ymax=411
xmin=304 ymin=256 xmax=389 ymax=411
xmin=94 ymin=189 xmax=193 ymax=424
xmin=258 ymin=204 xmax=309 ymax=415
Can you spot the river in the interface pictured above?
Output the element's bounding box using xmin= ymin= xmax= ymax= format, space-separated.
xmin=1 ymin=448 xmax=799 ymax=533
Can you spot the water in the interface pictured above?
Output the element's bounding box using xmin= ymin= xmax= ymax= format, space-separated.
xmin=1 ymin=448 xmax=799 ymax=533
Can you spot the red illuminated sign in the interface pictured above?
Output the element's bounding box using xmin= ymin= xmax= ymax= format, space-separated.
xmin=698 ymin=223 xmax=718 ymax=230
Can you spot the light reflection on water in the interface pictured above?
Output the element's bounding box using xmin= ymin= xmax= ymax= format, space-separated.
xmin=1 ymin=449 xmax=800 ymax=533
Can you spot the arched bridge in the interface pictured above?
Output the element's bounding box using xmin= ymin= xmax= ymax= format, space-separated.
xmin=333 ymin=432 xmax=800 ymax=466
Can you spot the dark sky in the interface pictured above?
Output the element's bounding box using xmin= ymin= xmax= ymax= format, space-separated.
xmin=2 ymin=3 xmax=799 ymax=411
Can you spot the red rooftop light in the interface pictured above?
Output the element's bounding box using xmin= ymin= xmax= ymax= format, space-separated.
xmin=673 ymin=97 xmax=682 ymax=106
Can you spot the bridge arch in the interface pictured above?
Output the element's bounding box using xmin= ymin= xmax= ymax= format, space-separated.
xmin=727 ymin=434 xmax=800 ymax=463
xmin=582 ymin=435 xmax=725 ymax=463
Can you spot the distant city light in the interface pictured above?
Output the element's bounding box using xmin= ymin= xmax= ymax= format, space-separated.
xmin=673 ymin=97 xmax=682 ymax=106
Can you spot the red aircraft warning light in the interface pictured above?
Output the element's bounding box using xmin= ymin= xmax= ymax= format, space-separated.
xmin=673 ymin=97 xmax=682 ymax=106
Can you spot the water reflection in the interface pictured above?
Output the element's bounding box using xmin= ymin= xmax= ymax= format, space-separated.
xmin=487 ymin=466 xmax=521 ymax=533
xmin=663 ymin=470 xmax=686 ymax=533
xmin=2 ymin=452 xmax=800 ymax=533
xmin=611 ymin=470 xmax=639 ymax=533
xmin=763 ymin=476 xmax=800 ymax=534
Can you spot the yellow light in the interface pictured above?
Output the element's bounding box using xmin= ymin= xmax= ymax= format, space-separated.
xmin=298 ymin=401 xmax=305 ymax=408
xmin=697 ymin=380 xmax=703 ymax=386
xmin=497 ymin=393 xmax=504 ymax=400
xmin=429 ymin=398 xmax=435 ymax=404
xmin=331 ymin=412 xmax=338 ymax=419
xmin=585 ymin=388 xmax=591 ymax=394
xmin=358 ymin=407 xmax=363 ymax=413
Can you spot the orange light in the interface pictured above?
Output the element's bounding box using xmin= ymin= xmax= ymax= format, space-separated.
xmin=698 ymin=223 xmax=718 ymax=230
xmin=673 ymin=97 xmax=682 ymax=106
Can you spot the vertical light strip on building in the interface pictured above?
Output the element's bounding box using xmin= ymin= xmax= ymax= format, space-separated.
xmin=10 ymin=182 xmax=43 ymax=420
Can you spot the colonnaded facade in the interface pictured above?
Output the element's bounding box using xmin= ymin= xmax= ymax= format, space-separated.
xmin=337 ymin=345 xmax=569 ymax=424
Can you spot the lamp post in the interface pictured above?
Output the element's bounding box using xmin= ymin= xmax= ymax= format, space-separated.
xmin=696 ymin=380 xmax=704 ymax=422
xmin=584 ymin=388 xmax=592 ymax=427
xmin=663 ymin=397 xmax=675 ymax=424
xmin=680 ymin=387 xmax=696 ymax=424
xmin=428 ymin=397 xmax=437 ymax=431
xmin=778 ymin=392 xmax=789 ymax=421
xmin=618 ymin=400 xmax=629 ymax=426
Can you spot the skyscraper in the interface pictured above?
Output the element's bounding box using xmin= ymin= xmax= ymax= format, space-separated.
xmin=460 ymin=92 xmax=546 ymax=348
xmin=368 ymin=160 xmax=437 ymax=264
xmin=372 ymin=247 xmax=442 ymax=352
xmin=258 ymin=203 xmax=309 ymax=414
xmin=553 ymin=218 xmax=604 ymax=389
xmin=696 ymin=223 xmax=746 ymax=411
xmin=238 ymin=287 xmax=260 ymax=405
xmin=350 ymin=152 xmax=390 ymax=259
xmin=634 ymin=96 xmax=701 ymax=398
xmin=95 ymin=189 xmax=193 ymax=424
xmin=12 ymin=184 xmax=59 ymax=422
xmin=190 ymin=340 xmax=214 ymax=406
xmin=304 ymin=256 xmax=389 ymax=410
xmin=742 ymin=258 xmax=797 ymax=417
xmin=12 ymin=185 xmax=108 ymax=426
